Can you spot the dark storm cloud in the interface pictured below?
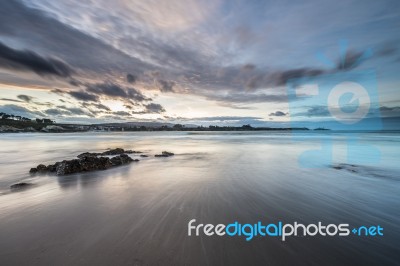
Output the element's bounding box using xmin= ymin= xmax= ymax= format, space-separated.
xmin=69 ymin=79 xmax=82 ymax=87
xmin=86 ymin=82 xmax=150 ymax=102
xmin=144 ymin=103 xmax=165 ymax=113
xmin=181 ymin=64 xmax=328 ymax=99
xmin=17 ymin=94 xmax=34 ymax=102
xmin=336 ymin=50 xmax=365 ymax=70
xmin=127 ymin=74 xmax=136 ymax=83
xmin=0 ymin=1 xmax=152 ymax=75
xmin=47 ymin=105 xmax=94 ymax=117
xmin=86 ymin=83 xmax=127 ymax=98
xmin=0 ymin=42 xmax=73 ymax=78
xmin=158 ymin=80 xmax=175 ymax=92
xmin=238 ymin=68 xmax=326 ymax=90
xmin=127 ymin=88 xmax=150 ymax=102
xmin=1 ymin=0 xmax=398 ymax=116
xmin=68 ymin=91 xmax=99 ymax=102
xmin=272 ymin=68 xmax=325 ymax=86
xmin=81 ymin=102 xmax=111 ymax=112
xmin=269 ymin=111 xmax=287 ymax=117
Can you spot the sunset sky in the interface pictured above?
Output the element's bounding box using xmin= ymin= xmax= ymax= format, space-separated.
xmin=0 ymin=0 xmax=399 ymax=127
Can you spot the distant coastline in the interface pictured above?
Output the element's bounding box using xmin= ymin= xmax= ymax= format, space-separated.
xmin=0 ymin=118 xmax=312 ymax=133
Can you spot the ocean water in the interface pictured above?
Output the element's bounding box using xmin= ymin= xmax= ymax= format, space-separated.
xmin=0 ymin=131 xmax=399 ymax=265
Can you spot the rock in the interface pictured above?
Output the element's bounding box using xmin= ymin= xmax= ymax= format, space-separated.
xmin=102 ymin=148 xmax=125 ymax=155
xmin=29 ymin=163 xmax=61 ymax=173
xmin=155 ymin=151 xmax=174 ymax=157
xmin=10 ymin=182 xmax=32 ymax=190
xmin=30 ymin=164 xmax=48 ymax=173
xmin=23 ymin=127 xmax=36 ymax=132
xmin=29 ymin=148 xmax=140 ymax=176
xmin=46 ymin=163 xmax=59 ymax=172
xmin=140 ymin=154 xmax=149 ymax=157
xmin=41 ymin=125 xmax=65 ymax=132
xmin=0 ymin=125 xmax=21 ymax=133
xmin=56 ymin=156 xmax=113 ymax=175
xmin=36 ymin=164 xmax=47 ymax=171
xmin=332 ymin=163 xmax=358 ymax=173
xmin=56 ymin=159 xmax=82 ymax=175
xmin=54 ymin=155 xmax=136 ymax=175
xmin=101 ymin=148 xmax=142 ymax=155
xmin=125 ymin=150 xmax=142 ymax=154
xmin=77 ymin=152 xmax=100 ymax=158
xmin=29 ymin=168 xmax=38 ymax=173
xmin=110 ymin=154 xmax=138 ymax=166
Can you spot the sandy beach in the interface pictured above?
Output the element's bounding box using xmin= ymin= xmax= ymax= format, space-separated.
xmin=0 ymin=131 xmax=399 ymax=265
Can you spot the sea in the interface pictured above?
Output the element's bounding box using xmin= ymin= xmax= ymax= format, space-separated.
xmin=0 ymin=131 xmax=399 ymax=265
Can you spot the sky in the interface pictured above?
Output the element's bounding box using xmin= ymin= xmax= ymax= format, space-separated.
xmin=0 ymin=0 xmax=399 ymax=128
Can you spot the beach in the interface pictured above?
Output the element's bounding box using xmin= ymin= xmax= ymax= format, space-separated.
xmin=0 ymin=131 xmax=399 ymax=265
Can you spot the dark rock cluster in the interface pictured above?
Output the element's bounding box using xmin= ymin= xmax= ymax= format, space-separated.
xmin=155 ymin=151 xmax=175 ymax=157
xmin=10 ymin=182 xmax=33 ymax=190
xmin=76 ymin=148 xmax=141 ymax=158
xmin=332 ymin=163 xmax=357 ymax=173
xmin=30 ymin=148 xmax=139 ymax=176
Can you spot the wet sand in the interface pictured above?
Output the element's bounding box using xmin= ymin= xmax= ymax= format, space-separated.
xmin=0 ymin=132 xmax=399 ymax=265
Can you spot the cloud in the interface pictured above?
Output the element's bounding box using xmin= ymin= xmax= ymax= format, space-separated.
xmin=183 ymin=116 xmax=262 ymax=122
xmin=45 ymin=105 xmax=94 ymax=117
xmin=114 ymin=111 xmax=131 ymax=117
xmin=44 ymin=108 xmax=70 ymax=116
xmin=86 ymin=82 xmax=150 ymax=102
xmin=0 ymin=104 xmax=44 ymax=118
xmin=127 ymin=73 xmax=136 ymax=83
xmin=68 ymin=90 xmax=99 ymax=102
xmin=336 ymin=50 xmax=365 ymax=70
xmin=82 ymin=102 xmax=111 ymax=112
xmin=293 ymin=105 xmax=400 ymax=119
xmin=377 ymin=42 xmax=398 ymax=57
xmin=144 ymin=103 xmax=165 ymax=113
xmin=0 ymin=0 xmax=399 ymax=123
xmin=0 ymin=42 xmax=73 ymax=78
xmin=0 ymin=1 xmax=152 ymax=76
xmin=242 ymin=64 xmax=256 ymax=71
xmin=269 ymin=111 xmax=287 ymax=117
xmin=293 ymin=106 xmax=330 ymax=117
xmin=17 ymin=94 xmax=34 ymax=102
xmin=158 ymin=80 xmax=175 ymax=92
xmin=0 ymin=98 xmax=23 ymax=103
xmin=205 ymin=92 xmax=290 ymax=104
xmin=64 ymin=107 xmax=90 ymax=116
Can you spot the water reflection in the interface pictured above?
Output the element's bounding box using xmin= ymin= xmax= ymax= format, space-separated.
xmin=0 ymin=132 xmax=399 ymax=265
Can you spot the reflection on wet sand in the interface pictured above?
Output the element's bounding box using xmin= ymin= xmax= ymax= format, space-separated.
xmin=0 ymin=132 xmax=399 ymax=265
